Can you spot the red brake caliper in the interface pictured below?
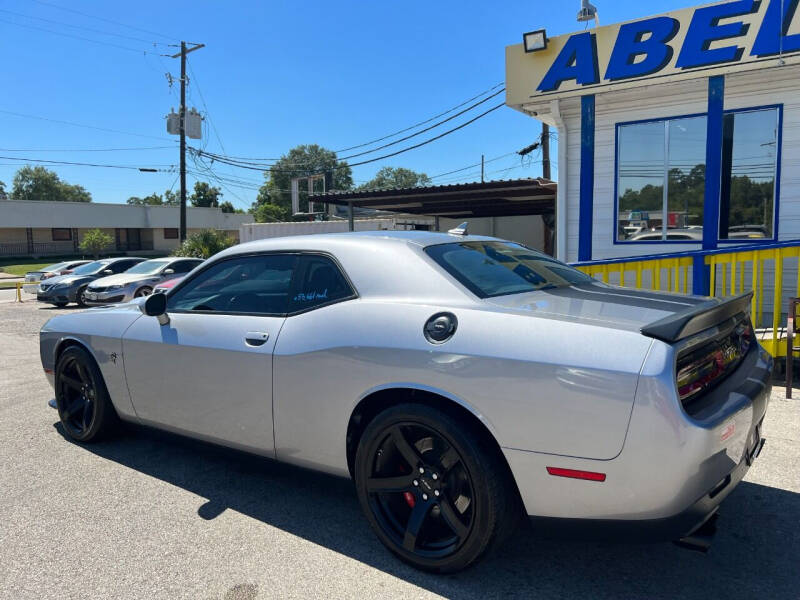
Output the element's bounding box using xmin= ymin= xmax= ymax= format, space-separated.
xmin=403 ymin=491 xmax=416 ymax=508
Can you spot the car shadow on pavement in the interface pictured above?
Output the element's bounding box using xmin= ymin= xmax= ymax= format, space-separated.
xmin=54 ymin=422 xmax=799 ymax=600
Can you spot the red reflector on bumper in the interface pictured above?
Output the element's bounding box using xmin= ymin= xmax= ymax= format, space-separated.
xmin=546 ymin=467 xmax=606 ymax=482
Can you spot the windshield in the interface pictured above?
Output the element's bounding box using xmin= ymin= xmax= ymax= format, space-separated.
xmin=425 ymin=241 xmax=592 ymax=298
xmin=42 ymin=262 xmax=69 ymax=272
xmin=72 ymin=260 xmax=111 ymax=275
xmin=124 ymin=259 xmax=171 ymax=275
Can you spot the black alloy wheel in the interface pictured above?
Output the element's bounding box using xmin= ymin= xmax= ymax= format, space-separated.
xmin=55 ymin=346 xmax=118 ymax=442
xmin=355 ymin=404 xmax=517 ymax=573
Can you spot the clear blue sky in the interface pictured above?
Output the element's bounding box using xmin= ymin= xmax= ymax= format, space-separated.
xmin=0 ymin=0 xmax=688 ymax=209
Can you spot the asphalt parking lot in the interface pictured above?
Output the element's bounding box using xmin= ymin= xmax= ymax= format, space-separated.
xmin=1 ymin=299 xmax=798 ymax=600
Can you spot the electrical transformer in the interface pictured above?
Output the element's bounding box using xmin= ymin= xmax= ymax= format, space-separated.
xmin=165 ymin=107 xmax=203 ymax=139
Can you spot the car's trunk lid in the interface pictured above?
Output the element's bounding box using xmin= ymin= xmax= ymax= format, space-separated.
xmin=485 ymin=282 xmax=714 ymax=333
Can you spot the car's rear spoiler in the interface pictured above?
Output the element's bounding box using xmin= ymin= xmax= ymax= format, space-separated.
xmin=640 ymin=292 xmax=753 ymax=343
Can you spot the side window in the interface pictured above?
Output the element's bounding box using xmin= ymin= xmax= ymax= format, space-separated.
xmin=170 ymin=260 xmax=196 ymax=274
xmin=289 ymin=255 xmax=354 ymax=312
xmin=168 ymin=254 xmax=297 ymax=316
xmin=111 ymin=260 xmax=134 ymax=273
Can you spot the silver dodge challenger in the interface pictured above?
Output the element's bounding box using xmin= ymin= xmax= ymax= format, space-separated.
xmin=39 ymin=230 xmax=772 ymax=572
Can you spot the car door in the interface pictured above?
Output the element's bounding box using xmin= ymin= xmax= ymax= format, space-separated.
xmin=121 ymin=253 xmax=298 ymax=456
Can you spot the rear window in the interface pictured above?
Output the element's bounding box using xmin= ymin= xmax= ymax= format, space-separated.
xmin=425 ymin=241 xmax=592 ymax=298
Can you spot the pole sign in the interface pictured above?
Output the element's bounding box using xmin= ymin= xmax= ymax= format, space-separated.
xmin=506 ymin=0 xmax=800 ymax=106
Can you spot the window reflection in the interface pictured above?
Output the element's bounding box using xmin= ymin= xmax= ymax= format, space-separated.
xmin=616 ymin=107 xmax=778 ymax=243
xmin=719 ymin=109 xmax=777 ymax=240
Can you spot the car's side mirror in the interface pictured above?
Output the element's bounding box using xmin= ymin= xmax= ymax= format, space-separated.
xmin=143 ymin=292 xmax=170 ymax=325
xmin=163 ymin=268 xmax=175 ymax=275
xmin=103 ymin=269 xmax=113 ymax=275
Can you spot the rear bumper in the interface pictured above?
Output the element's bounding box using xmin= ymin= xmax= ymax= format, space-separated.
xmin=506 ymin=342 xmax=772 ymax=535
xmin=527 ymin=408 xmax=768 ymax=542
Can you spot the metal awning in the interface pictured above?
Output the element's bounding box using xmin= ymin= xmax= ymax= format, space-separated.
xmin=313 ymin=178 xmax=556 ymax=218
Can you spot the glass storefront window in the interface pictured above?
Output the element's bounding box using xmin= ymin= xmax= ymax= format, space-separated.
xmin=616 ymin=107 xmax=779 ymax=243
xmin=719 ymin=109 xmax=778 ymax=241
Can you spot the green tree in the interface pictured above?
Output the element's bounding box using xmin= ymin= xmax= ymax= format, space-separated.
xmin=172 ymin=229 xmax=236 ymax=259
xmin=127 ymin=193 xmax=165 ymax=206
xmin=252 ymin=144 xmax=353 ymax=221
xmin=358 ymin=166 xmax=431 ymax=191
xmin=163 ymin=189 xmax=179 ymax=206
xmin=219 ymin=200 xmax=242 ymax=214
xmin=0 ymin=180 xmax=7 ymax=200
xmin=11 ymin=166 xmax=92 ymax=202
xmin=79 ymin=228 xmax=113 ymax=259
xmin=252 ymin=202 xmax=289 ymax=223
xmin=190 ymin=181 xmax=222 ymax=208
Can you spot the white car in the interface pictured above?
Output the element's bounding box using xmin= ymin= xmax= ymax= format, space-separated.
xmin=23 ymin=260 xmax=91 ymax=294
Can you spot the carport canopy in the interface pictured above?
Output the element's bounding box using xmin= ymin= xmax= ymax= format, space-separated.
xmin=313 ymin=178 xmax=556 ymax=219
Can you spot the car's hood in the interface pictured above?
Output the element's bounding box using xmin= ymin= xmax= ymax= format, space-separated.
xmin=486 ymin=282 xmax=710 ymax=333
xmin=89 ymin=273 xmax=159 ymax=288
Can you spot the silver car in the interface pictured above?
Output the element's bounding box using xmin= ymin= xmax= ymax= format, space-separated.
xmin=38 ymin=231 xmax=771 ymax=572
xmin=84 ymin=257 xmax=203 ymax=305
xmin=23 ymin=260 xmax=91 ymax=294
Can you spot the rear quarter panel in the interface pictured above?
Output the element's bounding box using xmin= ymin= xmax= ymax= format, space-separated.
xmin=273 ymin=298 xmax=652 ymax=475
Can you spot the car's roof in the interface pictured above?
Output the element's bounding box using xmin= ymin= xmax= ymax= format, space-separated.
xmin=226 ymin=230 xmax=501 ymax=255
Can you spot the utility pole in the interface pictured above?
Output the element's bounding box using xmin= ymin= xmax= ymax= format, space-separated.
xmin=170 ymin=41 xmax=205 ymax=241
xmin=481 ymin=154 xmax=485 ymax=183
xmin=541 ymin=123 xmax=551 ymax=180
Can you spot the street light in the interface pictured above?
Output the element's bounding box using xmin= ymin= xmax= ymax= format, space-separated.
xmin=523 ymin=29 xmax=548 ymax=53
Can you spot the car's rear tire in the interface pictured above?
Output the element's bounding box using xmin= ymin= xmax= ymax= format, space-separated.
xmin=55 ymin=346 xmax=118 ymax=443
xmin=354 ymin=403 xmax=518 ymax=573
xmin=75 ymin=285 xmax=88 ymax=307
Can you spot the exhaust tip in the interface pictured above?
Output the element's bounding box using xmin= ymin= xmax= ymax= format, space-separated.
xmin=674 ymin=513 xmax=719 ymax=554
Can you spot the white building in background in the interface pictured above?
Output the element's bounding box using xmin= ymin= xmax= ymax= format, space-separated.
xmin=0 ymin=199 xmax=252 ymax=257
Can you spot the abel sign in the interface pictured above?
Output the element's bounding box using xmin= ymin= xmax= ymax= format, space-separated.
xmin=506 ymin=0 xmax=800 ymax=104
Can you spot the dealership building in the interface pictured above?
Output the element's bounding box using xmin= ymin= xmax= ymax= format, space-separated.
xmin=0 ymin=200 xmax=251 ymax=257
xmin=506 ymin=0 xmax=797 ymax=272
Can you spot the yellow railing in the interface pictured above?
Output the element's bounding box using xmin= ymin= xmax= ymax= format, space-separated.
xmin=577 ymin=256 xmax=694 ymax=293
xmin=574 ymin=241 xmax=800 ymax=358
xmin=705 ymin=245 xmax=800 ymax=357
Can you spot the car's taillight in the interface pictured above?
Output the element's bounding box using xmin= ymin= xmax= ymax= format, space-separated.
xmin=676 ymin=319 xmax=753 ymax=405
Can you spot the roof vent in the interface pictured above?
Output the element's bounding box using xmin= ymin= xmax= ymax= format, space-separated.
xmin=447 ymin=222 xmax=469 ymax=236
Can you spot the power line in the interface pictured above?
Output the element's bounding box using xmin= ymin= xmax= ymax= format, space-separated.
xmin=0 ymin=155 xmax=174 ymax=170
xmin=0 ymin=145 xmax=175 ymax=152
xmin=0 ymin=8 xmax=167 ymax=45
xmin=333 ymin=82 xmax=505 ymax=153
xmin=30 ymin=0 xmax=175 ymax=41
xmin=0 ymin=109 xmax=172 ymax=141
xmin=0 ymin=17 xmax=159 ymax=54
xmin=429 ymin=152 xmax=518 ymax=180
xmin=336 ymin=89 xmax=505 ymax=161
xmin=187 ymin=62 xmax=227 ymax=155
xmin=191 ymin=102 xmax=506 ymax=174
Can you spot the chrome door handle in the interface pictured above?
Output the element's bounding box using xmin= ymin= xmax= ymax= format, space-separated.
xmin=244 ymin=331 xmax=269 ymax=347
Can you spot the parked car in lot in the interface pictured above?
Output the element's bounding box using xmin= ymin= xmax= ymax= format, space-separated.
xmin=37 ymin=257 xmax=144 ymax=307
xmin=39 ymin=231 xmax=771 ymax=572
xmin=23 ymin=260 xmax=91 ymax=294
xmin=152 ymin=275 xmax=185 ymax=293
xmin=84 ymin=257 xmax=202 ymax=306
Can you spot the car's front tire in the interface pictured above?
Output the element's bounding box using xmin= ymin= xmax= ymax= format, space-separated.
xmin=55 ymin=346 xmax=118 ymax=442
xmin=134 ymin=286 xmax=152 ymax=298
xmin=354 ymin=403 xmax=518 ymax=573
xmin=75 ymin=285 xmax=89 ymax=307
